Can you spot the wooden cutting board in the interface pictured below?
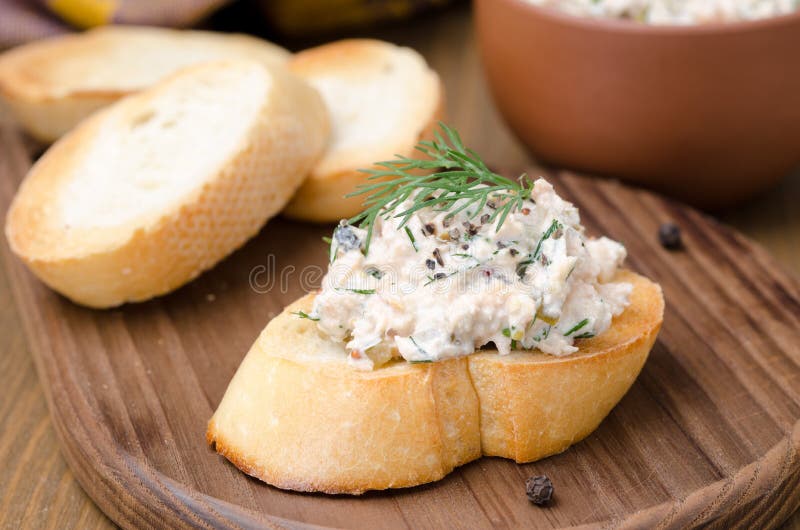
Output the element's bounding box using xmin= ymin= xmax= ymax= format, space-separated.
xmin=1 ymin=124 xmax=799 ymax=530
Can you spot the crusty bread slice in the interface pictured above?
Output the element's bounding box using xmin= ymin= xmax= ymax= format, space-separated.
xmin=207 ymin=270 xmax=663 ymax=494
xmin=0 ymin=26 xmax=290 ymax=142
xmin=5 ymin=60 xmax=329 ymax=308
xmin=282 ymin=39 xmax=444 ymax=222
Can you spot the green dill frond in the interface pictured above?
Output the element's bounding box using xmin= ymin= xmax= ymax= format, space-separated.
xmin=347 ymin=122 xmax=533 ymax=253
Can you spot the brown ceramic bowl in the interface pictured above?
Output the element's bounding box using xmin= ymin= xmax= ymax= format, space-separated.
xmin=475 ymin=0 xmax=800 ymax=209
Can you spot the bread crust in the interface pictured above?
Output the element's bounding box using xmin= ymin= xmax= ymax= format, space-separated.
xmin=282 ymin=39 xmax=444 ymax=222
xmin=208 ymin=270 xmax=663 ymax=494
xmin=5 ymin=61 xmax=329 ymax=308
xmin=0 ymin=26 xmax=290 ymax=142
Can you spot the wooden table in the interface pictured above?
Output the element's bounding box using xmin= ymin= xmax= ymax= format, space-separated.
xmin=1 ymin=4 xmax=798 ymax=528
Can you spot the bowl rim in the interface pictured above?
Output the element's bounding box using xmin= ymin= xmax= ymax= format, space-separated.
xmin=495 ymin=0 xmax=800 ymax=35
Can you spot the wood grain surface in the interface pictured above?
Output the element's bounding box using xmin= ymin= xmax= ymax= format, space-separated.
xmin=1 ymin=3 xmax=800 ymax=529
xmin=3 ymin=116 xmax=800 ymax=529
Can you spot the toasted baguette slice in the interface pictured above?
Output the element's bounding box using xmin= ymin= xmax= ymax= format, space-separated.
xmin=5 ymin=60 xmax=329 ymax=308
xmin=0 ymin=26 xmax=290 ymax=142
xmin=281 ymin=39 xmax=444 ymax=222
xmin=208 ymin=270 xmax=663 ymax=494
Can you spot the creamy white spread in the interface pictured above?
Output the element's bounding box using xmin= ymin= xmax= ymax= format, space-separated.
xmin=525 ymin=0 xmax=799 ymax=24
xmin=310 ymin=178 xmax=632 ymax=370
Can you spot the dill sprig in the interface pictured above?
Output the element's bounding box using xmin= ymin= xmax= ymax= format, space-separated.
xmin=292 ymin=310 xmax=319 ymax=321
xmin=347 ymin=123 xmax=533 ymax=253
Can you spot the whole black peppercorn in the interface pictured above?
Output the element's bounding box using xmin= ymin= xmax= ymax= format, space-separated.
xmin=525 ymin=475 xmax=554 ymax=506
xmin=333 ymin=223 xmax=362 ymax=252
xmin=658 ymin=222 xmax=683 ymax=250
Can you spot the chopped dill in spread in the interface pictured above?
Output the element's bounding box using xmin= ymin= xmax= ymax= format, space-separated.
xmin=404 ymin=226 xmax=418 ymax=251
xmin=335 ymin=288 xmax=376 ymax=295
xmin=292 ymin=310 xmax=319 ymax=321
xmin=564 ymin=318 xmax=590 ymax=337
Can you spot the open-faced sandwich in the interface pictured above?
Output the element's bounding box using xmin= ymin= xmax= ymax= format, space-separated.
xmin=208 ymin=124 xmax=664 ymax=494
